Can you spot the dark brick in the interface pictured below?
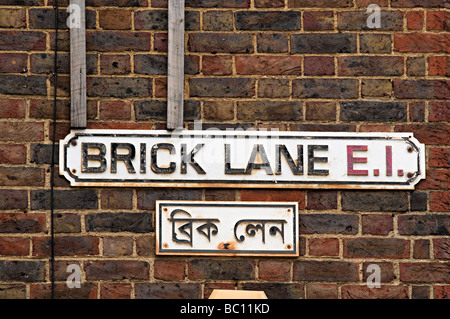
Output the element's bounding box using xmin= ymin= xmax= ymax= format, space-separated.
xmin=190 ymin=78 xmax=255 ymax=98
xmin=303 ymin=11 xmax=334 ymax=30
xmin=337 ymin=10 xmax=403 ymax=31
xmin=344 ymin=238 xmax=410 ymax=258
xmin=84 ymin=260 xmax=150 ymax=280
xmin=413 ymin=239 xmax=430 ymax=259
xmin=137 ymin=189 xmax=202 ymax=210
xmin=32 ymin=236 xmax=99 ymax=257
xmin=186 ymin=0 xmax=250 ymax=8
xmin=241 ymin=283 xmax=305 ymax=299
xmin=30 ymin=144 xmax=59 ymax=165
xmin=398 ymin=215 xmax=450 ymax=236
xmin=87 ymin=77 xmax=152 ymax=98
xmin=0 ymin=261 xmax=46 ymax=282
xmin=237 ymin=101 xmax=302 ymax=121
xmin=338 ymin=56 xmax=404 ymax=76
xmin=0 ymin=31 xmax=46 ymax=51
xmin=0 ymin=213 xmax=46 ymax=233
xmin=291 ymin=34 xmax=357 ymax=54
xmin=188 ymin=259 xmax=255 ymax=280
xmin=31 ymin=189 xmax=98 ymax=210
xmin=134 ymin=54 xmax=199 ymax=75
xmin=394 ymin=79 xmax=449 ymax=99
xmin=256 ymin=33 xmax=288 ymax=53
xmin=0 ymin=190 xmax=27 ymax=210
xmin=306 ymin=191 xmax=337 ymax=210
xmin=0 ymin=167 xmax=44 ymax=187
xmin=54 ymin=213 xmax=81 ymax=233
xmin=134 ymin=100 xmax=200 ymax=121
xmin=304 ymin=56 xmax=334 ymax=76
xmin=0 ymin=75 xmax=47 ymax=95
xmin=203 ymin=10 xmax=233 ymax=31
xmin=391 ymin=0 xmax=448 ymax=8
xmin=299 ymin=214 xmax=358 ymax=234
xmin=293 ymin=260 xmax=359 ymax=282
xmin=341 ymin=191 xmax=409 ymax=212
xmin=410 ymin=192 xmax=428 ymax=211
xmin=362 ymin=214 xmax=393 ymax=235
xmin=292 ymin=79 xmax=358 ymax=99
xmin=289 ymin=0 xmax=352 ymax=7
xmin=86 ymin=31 xmax=151 ymax=51
xmin=341 ymin=285 xmax=409 ymax=299
xmin=400 ymin=262 xmax=450 ymax=283
xmin=340 ymin=101 xmax=407 ymax=122
xmin=135 ymin=283 xmax=201 ymax=299
xmin=360 ymin=34 xmax=392 ymax=54
xmin=188 ymin=33 xmax=253 ymax=54
xmin=0 ymin=53 xmax=27 ymax=73
xmin=28 ymin=8 xmax=96 ymax=29
xmin=30 ymin=53 xmax=97 ymax=75
xmin=85 ymin=213 xmax=153 ymax=233
xmin=235 ymin=11 xmax=301 ymax=30
xmin=30 ymin=282 xmax=98 ymax=299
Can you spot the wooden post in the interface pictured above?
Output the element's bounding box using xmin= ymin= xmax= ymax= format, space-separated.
xmin=167 ymin=0 xmax=185 ymax=130
xmin=69 ymin=0 xmax=87 ymax=128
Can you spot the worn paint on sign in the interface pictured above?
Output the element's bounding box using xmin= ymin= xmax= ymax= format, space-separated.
xmin=156 ymin=201 xmax=299 ymax=257
xmin=59 ymin=129 xmax=425 ymax=189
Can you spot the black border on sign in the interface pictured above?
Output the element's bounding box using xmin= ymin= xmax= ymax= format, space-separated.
xmin=63 ymin=132 xmax=421 ymax=186
xmin=157 ymin=202 xmax=298 ymax=256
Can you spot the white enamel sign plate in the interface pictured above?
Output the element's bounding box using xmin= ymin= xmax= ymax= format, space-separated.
xmin=60 ymin=129 xmax=425 ymax=189
xmin=156 ymin=201 xmax=299 ymax=257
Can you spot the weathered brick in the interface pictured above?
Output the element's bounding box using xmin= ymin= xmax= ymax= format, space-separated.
xmin=134 ymin=10 xmax=199 ymax=30
xmin=428 ymin=56 xmax=449 ymax=76
xmin=0 ymin=190 xmax=27 ymax=210
xmin=100 ymin=283 xmax=132 ymax=299
xmin=87 ymin=77 xmax=152 ymax=98
xmin=391 ymin=0 xmax=448 ymax=8
xmin=395 ymin=124 xmax=450 ymax=146
xmin=306 ymin=190 xmax=337 ymax=210
xmin=304 ymin=56 xmax=334 ymax=76
xmin=416 ymin=169 xmax=450 ymax=190
xmin=0 ymin=99 xmax=26 ymax=118
xmin=362 ymin=262 xmax=395 ymax=283
xmin=188 ymin=33 xmax=253 ymax=53
xmin=293 ymin=79 xmax=358 ymax=99
xmin=361 ymin=214 xmax=393 ymax=235
xmin=0 ymin=284 xmax=26 ymax=299
xmin=434 ymin=238 xmax=450 ymax=259
xmin=32 ymin=236 xmax=99 ymax=257
xmin=306 ymin=283 xmax=338 ymax=299
xmin=288 ymin=0 xmax=352 ymax=7
xmin=30 ymin=53 xmax=97 ymax=75
xmin=188 ymin=259 xmax=255 ymax=280
xmin=134 ymin=100 xmax=200 ymax=121
xmin=338 ymin=10 xmax=403 ymax=31
xmin=237 ymin=101 xmax=302 ymax=121
xmin=412 ymin=286 xmax=431 ymax=299
xmin=258 ymin=260 xmax=291 ymax=281
xmin=341 ymin=285 xmax=409 ymax=299
xmin=340 ymin=101 xmax=407 ymax=122
xmin=291 ymin=34 xmax=357 ymax=54
xmin=235 ymin=11 xmax=301 ymax=30
xmin=103 ymin=237 xmax=133 ymax=256
xmin=341 ymin=191 xmax=409 ymax=212
xmin=409 ymin=102 xmax=425 ymax=122
xmin=434 ymin=286 xmax=450 ymax=299
xmin=190 ymin=78 xmax=255 ymax=98
xmin=86 ymin=31 xmax=151 ymax=51
xmin=398 ymin=215 xmax=450 ymax=235
xmin=360 ymin=34 xmax=392 ymax=54
xmin=0 ymin=31 xmax=46 ymax=51
xmin=236 ymin=56 xmax=301 ymax=75
xmin=0 ymin=145 xmax=26 ymax=164
xmin=99 ymin=100 xmax=131 ymax=120
xmin=241 ymin=283 xmax=305 ymax=299
xmin=0 ymin=75 xmax=47 ymax=95
xmin=413 ymin=239 xmax=430 ymax=259
xmin=241 ymin=189 xmax=305 ymax=208
xmin=100 ymin=189 xmax=133 ymax=210
xmin=255 ymin=0 xmax=284 ymax=7
xmin=0 ymin=53 xmax=27 ymax=73
xmin=99 ymin=9 xmax=132 ymax=30
xmin=0 ymin=167 xmax=44 ymax=187
xmin=0 ymin=213 xmax=46 ymax=233
xmin=135 ymin=283 xmax=201 ymax=299
xmin=394 ymin=79 xmax=449 ymax=99
xmin=0 ymin=237 xmax=29 ymax=256
xmin=407 ymin=11 xmax=424 ymax=30
xmin=31 ymin=189 xmax=98 ymax=210
xmin=0 ymin=260 xmax=46 ymax=282
xmin=429 ymin=148 xmax=450 ymax=168
xmin=29 ymin=8 xmax=96 ymax=30
xmin=256 ymin=33 xmax=288 ymax=53
xmin=135 ymin=54 xmax=199 ymax=75
xmin=344 ymin=238 xmax=410 ymax=258
xmin=361 ymin=79 xmax=392 ymax=98
xmin=258 ymin=78 xmax=289 ymax=98
xmin=30 ymin=282 xmax=98 ymax=299
xmin=400 ymin=262 xmax=450 ymax=283
xmin=84 ymin=260 xmax=150 ymax=280
xmin=299 ymin=214 xmax=358 ymax=234
xmin=54 ymin=213 xmax=81 ymax=233
xmin=0 ymin=8 xmax=26 ymax=28
xmin=430 ymin=191 xmax=450 ymax=212
xmin=394 ymin=34 xmax=450 ymax=53
xmin=338 ymin=56 xmax=404 ymax=76
xmin=85 ymin=213 xmax=153 ymax=233
xmin=293 ymin=260 xmax=359 ymax=282
xmin=406 ymin=56 xmax=426 ymax=76
xmin=202 ymin=56 xmax=232 ymax=75
xmin=303 ymin=11 xmax=334 ymax=31
xmin=100 ymin=54 xmax=131 ymax=75
xmin=309 ymin=238 xmax=339 ymax=256
xmin=203 ymin=10 xmax=233 ymax=31
xmin=154 ymin=260 xmax=186 ymax=280
xmin=429 ymin=102 xmax=450 ymax=122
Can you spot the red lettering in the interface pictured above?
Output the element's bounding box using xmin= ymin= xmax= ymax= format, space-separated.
xmin=386 ymin=146 xmax=392 ymax=176
xmin=347 ymin=145 xmax=368 ymax=176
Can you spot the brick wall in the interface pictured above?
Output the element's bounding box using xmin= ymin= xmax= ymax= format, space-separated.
xmin=0 ymin=0 xmax=449 ymax=299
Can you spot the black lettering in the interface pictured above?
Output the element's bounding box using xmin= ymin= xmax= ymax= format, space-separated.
xmin=181 ymin=144 xmax=206 ymax=174
xmin=81 ymin=143 xmax=107 ymax=173
xmin=245 ymin=144 xmax=273 ymax=175
xmin=276 ymin=144 xmax=303 ymax=175
xmin=140 ymin=143 xmax=146 ymax=174
xmin=111 ymin=143 xmax=136 ymax=174
xmin=151 ymin=143 xmax=176 ymax=174
xmin=308 ymin=145 xmax=329 ymax=176
xmin=225 ymin=144 xmax=246 ymax=174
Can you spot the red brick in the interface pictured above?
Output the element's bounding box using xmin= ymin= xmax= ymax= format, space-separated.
xmin=430 ymin=191 xmax=450 ymax=212
xmin=413 ymin=240 xmax=430 ymax=259
xmin=306 ymin=190 xmax=337 ymax=210
xmin=0 ymin=213 xmax=46 ymax=233
xmin=0 ymin=237 xmax=29 ymax=256
xmin=303 ymin=11 xmax=334 ymax=31
xmin=0 ymin=122 xmax=44 ymax=142
xmin=434 ymin=238 xmax=450 ymax=260
xmin=416 ymin=169 xmax=449 ymax=190
xmin=236 ymin=56 xmax=302 ymax=75
xmin=241 ymin=189 xmax=305 ymax=209
xmin=309 ymin=238 xmax=339 ymax=256
xmin=391 ymin=0 xmax=447 ymax=7
xmin=427 ymin=11 xmax=449 ymax=31
xmin=0 ymin=99 xmax=26 ymax=118
xmin=258 ymin=260 xmax=291 ymax=281
xmin=394 ymin=33 xmax=450 ymax=53
xmin=100 ymin=54 xmax=131 ymax=75
xmin=0 ymin=31 xmax=46 ymax=51
xmin=288 ymin=0 xmax=352 ymax=7
xmin=304 ymin=56 xmax=334 ymax=76
xmin=341 ymin=285 xmax=409 ymax=299
xmin=30 ymin=283 xmax=98 ymax=299
xmin=0 ymin=144 xmax=27 ymax=164
xmin=434 ymin=285 xmax=450 ymax=299
xmin=429 ymin=56 xmax=449 ymax=76
xmin=32 ymin=236 xmax=100 ymax=257
xmin=154 ymin=260 xmax=186 ymax=280
xmin=99 ymin=100 xmax=132 ymax=120
xmin=407 ymin=11 xmax=424 ymax=30
xmin=362 ymin=214 xmax=393 ymax=235
xmin=0 ymin=190 xmax=28 ymax=210
xmin=305 ymin=283 xmax=338 ymax=299
xmin=400 ymin=262 xmax=450 ymax=283
xmin=202 ymin=56 xmax=232 ymax=75
xmin=429 ymin=148 xmax=449 ymax=168
xmin=100 ymin=283 xmax=132 ymax=299
xmin=0 ymin=167 xmax=45 ymax=187
xmin=429 ymin=102 xmax=450 ymax=122
xmin=395 ymin=124 xmax=450 ymax=145
xmin=362 ymin=262 xmax=395 ymax=283
xmin=0 ymin=53 xmax=27 ymax=73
